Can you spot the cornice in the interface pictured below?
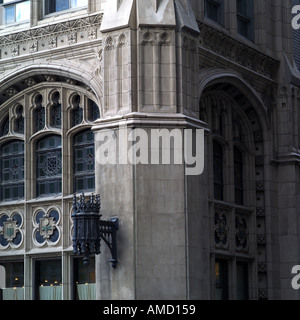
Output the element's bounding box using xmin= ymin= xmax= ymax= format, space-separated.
xmin=198 ymin=22 xmax=280 ymax=81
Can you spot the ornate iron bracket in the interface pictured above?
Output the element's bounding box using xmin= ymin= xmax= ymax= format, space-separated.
xmin=72 ymin=193 xmax=119 ymax=268
xmin=99 ymin=218 xmax=119 ymax=268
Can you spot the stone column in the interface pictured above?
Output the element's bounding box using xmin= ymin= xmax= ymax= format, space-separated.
xmin=94 ymin=0 xmax=208 ymax=300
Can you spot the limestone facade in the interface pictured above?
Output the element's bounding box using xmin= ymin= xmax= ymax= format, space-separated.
xmin=0 ymin=0 xmax=299 ymax=300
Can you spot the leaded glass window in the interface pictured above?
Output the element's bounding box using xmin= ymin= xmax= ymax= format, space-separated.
xmin=34 ymin=94 xmax=45 ymax=132
xmin=50 ymin=92 xmax=62 ymax=128
xmin=0 ymin=140 xmax=24 ymax=201
xmin=72 ymin=95 xmax=83 ymax=127
xmin=88 ymin=99 xmax=100 ymax=122
xmin=213 ymin=141 xmax=224 ymax=201
xmin=36 ymin=135 xmax=62 ymax=197
xmin=1 ymin=116 xmax=9 ymax=137
xmin=15 ymin=105 xmax=24 ymax=134
xmin=73 ymin=130 xmax=95 ymax=192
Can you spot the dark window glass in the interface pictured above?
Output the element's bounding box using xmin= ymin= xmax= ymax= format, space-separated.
xmin=72 ymin=95 xmax=83 ymax=127
xmin=35 ymin=259 xmax=62 ymax=300
xmin=34 ymin=94 xmax=45 ymax=133
xmin=213 ymin=141 xmax=223 ymax=201
xmin=0 ymin=140 xmax=24 ymax=201
xmin=36 ymin=135 xmax=62 ymax=197
xmin=237 ymin=0 xmax=254 ymax=40
xmin=0 ymin=261 xmax=24 ymax=288
xmin=15 ymin=105 xmax=24 ymax=134
xmin=73 ymin=257 xmax=95 ymax=300
xmin=73 ymin=130 xmax=95 ymax=193
xmin=50 ymin=92 xmax=62 ymax=128
xmin=45 ymin=0 xmax=87 ymax=15
xmin=215 ymin=259 xmax=228 ymax=300
xmin=205 ymin=0 xmax=224 ymax=26
xmin=88 ymin=99 xmax=100 ymax=122
xmin=237 ymin=262 xmax=249 ymax=300
xmin=234 ymin=148 xmax=243 ymax=205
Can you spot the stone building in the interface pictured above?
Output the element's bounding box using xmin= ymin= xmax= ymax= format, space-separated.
xmin=0 ymin=0 xmax=299 ymax=300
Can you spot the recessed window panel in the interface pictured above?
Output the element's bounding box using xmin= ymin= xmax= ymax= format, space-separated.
xmin=15 ymin=1 xmax=30 ymax=22
xmin=73 ymin=130 xmax=95 ymax=193
xmin=0 ymin=261 xmax=24 ymax=300
xmin=205 ymin=0 xmax=224 ymax=26
xmin=0 ymin=140 xmax=24 ymax=201
xmin=35 ymin=259 xmax=62 ymax=300
xmin=215 ymin=259 xmax=228 ymax=300
xmin=36 ymin=135 xmax=62 ymax=197
xmin=2 ymin=1 xmax=30 ymax=24
xmin=236 ymin=0 xmax=254 ymax=40
xmin=45 ymin=0 xmax=88 ymax=15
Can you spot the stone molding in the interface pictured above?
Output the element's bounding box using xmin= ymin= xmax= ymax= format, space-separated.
xmin=198 ymin=22 xmax=280 ymax=81
xmin=0 ymin=13 xmax=103 ymax=59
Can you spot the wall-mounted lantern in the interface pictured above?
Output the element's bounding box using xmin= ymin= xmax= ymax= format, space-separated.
xmin=72 ymin=193 xmax=119 ymax=268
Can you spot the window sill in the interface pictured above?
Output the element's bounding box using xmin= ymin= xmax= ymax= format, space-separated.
xmin=0 ymin=20 xmax=30 ymax=36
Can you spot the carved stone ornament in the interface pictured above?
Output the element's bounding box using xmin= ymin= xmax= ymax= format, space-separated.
xmin=198 ymin=22 xmax=280 ymax=80
xmin=0 ymin=212 xmax=23 ymax=249
xmin=3 ymin=218 xmax=18 ymax=242
xmin=214 ymin=209 xmax=229 ymax=249
xmin=235 ymin=214 xmax=249 ymax=252
xmin=39 ymin=215 xmax=55 ymax=239
xmin=0 ymin=14 xmax=103 ymax=58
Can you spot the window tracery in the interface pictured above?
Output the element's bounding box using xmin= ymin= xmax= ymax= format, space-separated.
xmin=0 ymin=140 xmax=24 ymax=201
xmin=36 ymin=135 xmax=62 ymax=197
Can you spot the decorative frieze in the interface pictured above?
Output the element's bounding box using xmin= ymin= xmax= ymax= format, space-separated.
xmin=0 ymin=13 xmax=103 ymax=59
xmin=198 ymin=22 xmax=280 ymax=80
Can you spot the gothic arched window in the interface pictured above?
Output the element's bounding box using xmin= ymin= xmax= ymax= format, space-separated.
xmin=88 ymin=99 xmax=100 ymax=122
xmin=34 ymin=94 xmax=45 ymax=132
xmin=73 ymin=130 xmax=95 ymax=193
xmin=72 ymin=94 xmax=83 ymax=127
xmin=50 ymin=92 xmax=62 ymax=128
xmin=0 ymin=140 xmax=24 ymax=201
xmin=15 ymin=105 xmax=24 ymax=134
xmin=213 ymin=140 xmax=224 ymax=201
xmin=36 ymin=135 xmax=62 ymax=197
